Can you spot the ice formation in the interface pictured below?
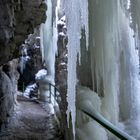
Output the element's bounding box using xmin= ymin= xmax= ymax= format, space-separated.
xmin=76 ymin=86 xmax=108 ymax=140
xmin=86 ymin=0 xmax=140 ymax=139
xmin=23 ymin=83 xmax=38 ymax=99
xmin=63 ymin=0 xmax=89 ymax=139
xmin=35 ymin=69 xmax=48 ymax=80
xmin=39 ymin=0 xmax=61 ymax=105
xmin=35 ymin=69 xmax=49 ymax=101
xmin=19 ymin=46 xmax=30 ymax=74
xmin=38 ymin=0 xmax=140 ymax=139
xmin=62 ymin=0 xmax=140 ymax=139
xmin=40 ymin=0 xmax=55 ymax=82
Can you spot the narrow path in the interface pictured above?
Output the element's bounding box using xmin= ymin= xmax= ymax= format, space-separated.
xmin=1 ymin=96 xmax=62 ymax=140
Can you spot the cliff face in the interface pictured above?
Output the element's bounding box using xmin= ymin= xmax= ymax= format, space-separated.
xmin=0 ymin=0 xmax=46 ymax=131
xmin=0 ymin=59 xmax=19 ymax=130
xmin=0 ymin=0 xmax=46 ymax=65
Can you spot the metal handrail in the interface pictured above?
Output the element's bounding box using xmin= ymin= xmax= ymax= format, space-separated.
xmin=48 ymin=83 xmax=136 ymax=140
xmin=48 ymin=83 xmax=61 ymax=104
xmin=79 ymin=100 xmax=136 ymax=140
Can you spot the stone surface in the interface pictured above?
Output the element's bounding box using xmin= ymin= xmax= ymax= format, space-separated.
xmin=0 ymin=0 xmax=47 ymax=66
xmin=18 ymin=29 xmax=43 ymax=89
xmin=0 ymin=70 xmax=14 ymax=130
xmin=77 ymin=29 xmax=93 ymax=90
xmin=0 ymin=59 xmax=19 ymax=131
xmin=55 ymin=16 xmax=69 ymax=139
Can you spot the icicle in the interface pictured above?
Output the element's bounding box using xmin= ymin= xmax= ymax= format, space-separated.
xmin=40 ymin=0 xmax=55 ymax=83
xmin=79 ymin=0 xmax=89 ymax=49
xmin=65 ymin=1 xmax=80 ymax=139
xmin=64 ymin=0 xmax=89 ymax=139
xmin=53 ymin=0 xmax=61 ymax=56
xmin=19 ymin=46 xmax=30 ymax=74
xmin=40 ymin=24 xmax=44 ymax=63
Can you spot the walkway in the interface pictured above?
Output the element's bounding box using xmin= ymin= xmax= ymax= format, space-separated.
xmin=0 ymin=96 xmax=62 ymax=140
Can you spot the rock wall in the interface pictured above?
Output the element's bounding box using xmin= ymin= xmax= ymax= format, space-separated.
xmin=0 ymin=0 xmax=46 ymax=131
xmin=18 ymin=29 xmax=43 ymax=89
xmin=55 ymin=16 xmax=69 ymax=139
xmin=0 ymin=59 xmax=19 ymax=131
xmin=77 ymin=29 xmax=93 ymax=90
xmin=0 ymin=0 xmax=46 ymax=65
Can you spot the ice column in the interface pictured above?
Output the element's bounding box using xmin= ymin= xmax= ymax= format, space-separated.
xmin=39 ymin=0 xmax=55 ymax=101
xmin=65 ymin=0 xmax=89 ymax=138
xmin=40 ymin=0 xmax=54 ymax=81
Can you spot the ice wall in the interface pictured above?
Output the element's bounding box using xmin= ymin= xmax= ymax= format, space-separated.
xmin=52 ymin=0 xmax=60 ymax=57
xmin=88 ymin=0 xmax=140 ymax=139
xmin=119 ymin=1 xmax=140 ymax=139
xmin=19 ymin=46 xmax=30 ymax=74
xmin=89 ymin=0 xmax=120 ymax=126
xmin=47 ymin=0 xmax=140 ymax=139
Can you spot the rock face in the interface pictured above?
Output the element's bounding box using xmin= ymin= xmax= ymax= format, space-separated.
xmin=18 ymin=31 xmax=43 ymax=88
xmin=0 ymin=59 xmax=19 ymax=131
xmin=77 ymin=29 xmax=93 ymax=90
xmin=0 ymin=0 xmax=46 ymax=66
xmin=0 ymin=70 xmax=14 ymax=130
xmin=55 ymin=16 xmax=69 ymax=139
xmin=0 ymin=0 xmax=46 ymax=129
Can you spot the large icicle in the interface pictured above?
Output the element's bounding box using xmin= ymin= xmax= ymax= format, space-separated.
xmin=64 ymin=0 xmax=89 ymax=139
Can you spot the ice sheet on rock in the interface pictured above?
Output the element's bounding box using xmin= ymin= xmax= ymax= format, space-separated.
xmin=40 ymin=0 xmax=55 ymax=83
xmin=76 ymin=86 xmax=108 ymax=140
xmin=57 ymin=20 xmax=65 ymax=26
xmin=48 ymin=103 xmax=55 ymax=115
xmin=76 ymin=87 xmax=101 ymax=126
xmin=23 ymin=84 xmax=38 ymax=98
xmin=19 ymin=47 xmax=30 ymax=74
xmin=35 ymin=69 xmax=47 ymax=80
xmin=76 ymin=86 xmax=101 ymax=112
xmin=58 ymin=32 xmax=65 ymax=37
xmin=76 ymin=121 xmax=108 ymax=140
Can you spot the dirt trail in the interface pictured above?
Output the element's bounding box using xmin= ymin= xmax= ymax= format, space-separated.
xmin=0 ymin=96 xmax=62 ymax=140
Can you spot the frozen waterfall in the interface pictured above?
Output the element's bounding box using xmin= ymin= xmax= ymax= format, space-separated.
xmin=40 ymin=0 xmax=55 ymax=82
xmin=39 ymin=0 xmax=57 ymax=102
xmin=40 ymin=0 xmax=140 ymax=139
xmin=64 ymin=0 xmax=89 ymax=139
xmin=62 ymin=0 xmax=140 ymax=139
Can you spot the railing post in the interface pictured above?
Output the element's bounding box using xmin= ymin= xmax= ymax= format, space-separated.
xmin=54 ymin=86 xmax=57 ymax=101
xmin=49 ymin=83 xmax=51 ymax=103
xmin=22 ymin=82 xmax=25 ymax=96
xmin=48 ymin=82 xmax=61 ymax=108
